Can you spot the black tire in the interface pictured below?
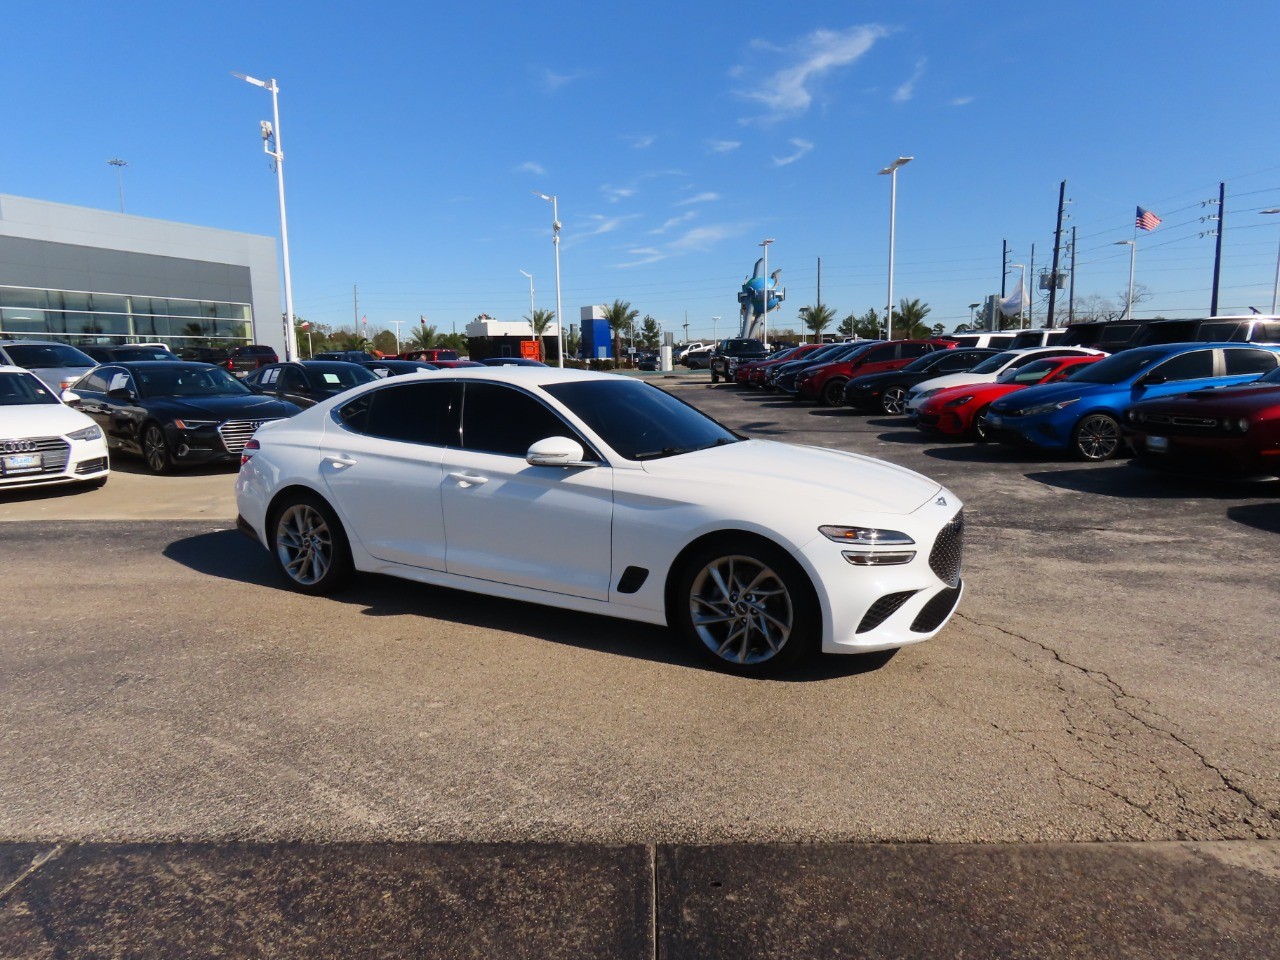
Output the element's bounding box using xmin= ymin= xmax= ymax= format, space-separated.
xmin=821 ymin=378 xmax=847 ymax=407
xmin=269 ymin=492 xmax=353 ymax=595
xmin=971 ymin=404 xmax=993 ymax=442
xmin=1072 ymin=413 xmax=1123 ymax=461
xmin=673 ymin=537 xmax=818 ymax=676
xmin=79 ymin=476 xmax=108 ymax=490
xmin=141 ymin=423 xmax=172 ymax=474
xmin=880 ymin=385 xmax=909 ymax=415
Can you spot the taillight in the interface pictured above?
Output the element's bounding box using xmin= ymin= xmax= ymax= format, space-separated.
xmin=240 ymin=438 xmax=260 ymax=467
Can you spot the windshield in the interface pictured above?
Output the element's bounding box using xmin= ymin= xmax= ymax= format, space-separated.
xmin=996 ymin=358 xmax=1059 ymax=384
xmin=789 ymin=343 xmax=846 ymax=365
xmin=310 ymin=364 xmax=378 ymax=390
xmin=970 ymin=351 xmax=1020 ymax=374
xmin=135 ymin=365 xmax=254 ymax=398
xmin=1259 ymin=366 xmax=1280 ymax=384
xmin=544 ymin=378 xmax=740 ymax=461
xmin=4 ymin=343 xmax=95 ymax=369
xmin=903 ymin=351 xmax=953 ymax=373
xmin=0 ymin=371 xmax=60 ymax=406
xmin=1067 ymin=349 xmax=1164 ymax=385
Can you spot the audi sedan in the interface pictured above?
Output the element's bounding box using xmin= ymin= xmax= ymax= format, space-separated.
xmin=0 ymin=365 xmax=109 ymax=490
xmin=65 ymin=361 xmax=300 ymax=473
xmin=236 ymin=367 xmax=966 ymax=676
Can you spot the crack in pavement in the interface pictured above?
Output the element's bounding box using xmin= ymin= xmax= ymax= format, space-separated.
xmin=956 ymin=612 xmax=1280 ymax=839
xmin=0 ymin=845 xmax=63 ymax=904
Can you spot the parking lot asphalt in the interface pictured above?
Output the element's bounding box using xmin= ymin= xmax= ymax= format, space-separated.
xmin=2 ymin=368 xmax=1278 ymax=955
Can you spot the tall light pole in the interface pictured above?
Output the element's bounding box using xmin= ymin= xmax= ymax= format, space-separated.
xmin=107 ymin=159 xmax=128 ymax=213
xmin=968 ymin=302 xmax=980 ymax=329
xmin=759 ymin=238 xmax=774 ymax=348
xmin=519 ymin=270 xmax=536 ymax=331
xmin=1262 ymin=209 xmax=1280 ymax=314
xmin=878 ymin=156 xmax=914 ymax=340
xmin=233 ymin=72 xmax=297 ymax=362
xmin=712 ymin=316 xmax=720 ymax=341
xmin=1114 ymin=241 xmax=1136 ymax=321
xmin=533 ymin=193 xmax=565 ymax=367
xmin=1009 ymin=263 xmax=1027 ymax=328
xmin=389 ymin=320 xmax=404 ymax=355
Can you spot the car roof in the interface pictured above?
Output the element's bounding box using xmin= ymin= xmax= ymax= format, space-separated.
xmin=0 ymin=364 xmax=41 ymax=376
xmin=111 ymin=360 xmax=217 ymax=369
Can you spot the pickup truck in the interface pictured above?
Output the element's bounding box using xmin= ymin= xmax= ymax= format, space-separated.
xmin=223 ymin=344 xmax=279 ymax=376
xmin=709 ymin=338 xmax=768 ymax=383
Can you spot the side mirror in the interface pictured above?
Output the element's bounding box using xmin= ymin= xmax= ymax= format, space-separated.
xmin=527 ymin=436 xmax=592 ymax=468
xmin=107 ymin=387 xmax=134 ymax=401
xmin=61 ymin=390 xmax=81 ymax=405
xmin=1139 ymin=373 xmax=1166 ymax=386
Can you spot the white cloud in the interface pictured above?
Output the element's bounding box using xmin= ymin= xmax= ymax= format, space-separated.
xmin=650 ymin=211 xmax=697 ymax=234
xmin=709 ymin=139 xmax=742 ymax=153
xmin=677 ymin=192 xmax=720 ymax=206
xmin=517 ymin=161 xmax=546 ymax=176
xmin=624 ymin=134 xmax=655 ymax=149
xmin=617 ymin=247 xmax=667 ymax=267
xmin=950 ymin=95 xmax=974 ymax=107
xmin=741 ymin=25 xmax=889 ymax=118
xmin=617 ymin=223 xmax=739 ymax=267
xmin=540 ymin=67 xmax=583 ymax=92
xmin=772 ymin=139 xmax=813 ymax=166
xmin=601 ymin=185 xmax=637 ymax=203
xmin=565 ymin=214 xmax=640 ymax=251
xmin=892 ymin=58 xmax=927 ymax=103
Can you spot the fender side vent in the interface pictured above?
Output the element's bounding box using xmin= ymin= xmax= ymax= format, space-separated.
xmin=616 ymin=566 xmax=649 ymax=594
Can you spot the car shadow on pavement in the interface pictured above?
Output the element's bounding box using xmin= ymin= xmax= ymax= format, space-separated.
xmin=1026 ymin=463 xmax=1278 ymax=501
xmin=1226 ymin=502 xmax=1280 ymax=534
xmin=109 ymin=459 xmax=238 ymax=478
xmin=162 ymin=529 xmax=899 ymax=681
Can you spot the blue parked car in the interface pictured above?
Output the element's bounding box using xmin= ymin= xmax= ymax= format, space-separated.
xmin=984 ymin=342 xmax=1280 ymax=460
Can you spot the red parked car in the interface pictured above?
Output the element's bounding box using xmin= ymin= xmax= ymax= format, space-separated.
xmin=737 ymin=344 xmax=824 ymax=387
xmin=797 ymin=339 xmax=956 ymax=406
xmin=1124 ymin=363 xmax=1280 ymax=475
xmin=915 ymin=354 xmax=1104 ymax=441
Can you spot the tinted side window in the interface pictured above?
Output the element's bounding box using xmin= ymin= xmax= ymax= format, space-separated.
xmin=461 ymin=383 xmax=575 ymax=457
xmin=280 ymin=367 xmax=307 ymax=391
xmin=898 ymin=343 xmax=933 ymax=359
xmin=78 ymin=371 xmax=111 ymax=393
xmin=1256 ymin=323 xmax=1280 ymax=343
xmin=1224 ymin=349 xmax=1278 ymax=375
xmin=364 ymin=382 xmax=459 ymax=445
xmin=1152 ymin=351 xmax=1213 ymax=382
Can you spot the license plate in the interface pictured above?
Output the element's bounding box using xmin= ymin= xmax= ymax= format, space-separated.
xmin=1146 ymin=435 xmax=1169 ymax=453
xmin=986 ymin=413 xmax=1004 ymax=427
xmin=3 ymin=453 xmax=43 ymax=474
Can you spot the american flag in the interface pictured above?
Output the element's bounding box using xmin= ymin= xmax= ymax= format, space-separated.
xmin=1136 ymin=206 xmax=1162 ymax=231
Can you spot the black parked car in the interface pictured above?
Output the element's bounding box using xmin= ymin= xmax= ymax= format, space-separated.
xmin=81 ymin=345 xmax=180 ymax=364
xmin=243 ymin=361 xmax=378 ymax=408
xmin=65 ymin=361 xmax=300 ymax=473
xmin=361 ymin=359 xmax=439 ymax=378
xmin=843 ymin=348 xmax=1000 ymax=414
xmin=313 ymin=350 xmax=378 ymax=363
xmin=709 ymin=338 xmax=767 ymax=383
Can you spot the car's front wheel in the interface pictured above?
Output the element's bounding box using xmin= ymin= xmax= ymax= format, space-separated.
xmin=880 ymin=385 xmax=908 ymax=415
xmin=971 ymin=404 xmax=993 ymax=442
xmin=821 ymin=378 xmax=848 ymax=407
xmin=1072 ymin=413 xmax=1123 ymax=461
xmin=141 ymin=423 xmax=171 ymax=474
xmin=270 ymin=493 xmax=353 ymax=595
xmin=674 ymin=538 xmax=818 ymax=676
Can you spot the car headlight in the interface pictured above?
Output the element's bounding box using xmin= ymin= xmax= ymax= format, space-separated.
xmin=853 ymin=383 xmax=871 ymax=391
xmin=66 ymin=424 xmax=102 ymax=441
xmin=173 ymin=419 xmax=218 ymax=430
xmin=819 ymin=526 xmax=915 ymax=546
xmin=1014 ymin=398 xmax=1079 ymax=417
xmin=913 ymin=388 xmax=940 ymax=401
xmin=944 ymin=395 xmax=974 ymax=408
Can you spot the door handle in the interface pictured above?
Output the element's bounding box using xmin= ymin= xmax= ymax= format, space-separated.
xmin=448 ymin=472 xmax=489 ymax=486
xmin=325 ymin=455 xmax=358 ymax=468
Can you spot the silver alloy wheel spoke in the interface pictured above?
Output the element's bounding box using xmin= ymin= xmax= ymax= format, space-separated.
xmin=690 ymin=554 xmax=794 ymax=665
xmin=277 ymin=504 xmax=331 ymax=586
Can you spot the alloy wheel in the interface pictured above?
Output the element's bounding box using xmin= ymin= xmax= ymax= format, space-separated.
xmin=275 ymin=504 xmax=334 ymax=586
xmin=881 ymin=385 xmax=908 ymax=415
xmin=1074 ymin=414 xmax=1122 ymax=461
xmin=143 ymin=425 xmax=170 ymax=473
xmin=688 ymin=554 xmax=794 ymax=665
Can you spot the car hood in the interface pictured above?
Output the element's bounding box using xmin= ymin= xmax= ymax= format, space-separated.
xmin=639 ymin=438 xmax=942 ymax=516
xmin=990 ymin=381 xmax=1096 ymax=412
xmin=145 ymin=395 xmax=300 ymax=420
xmin=912 ymin=371 xmax=1000 ymax=394
xmin=920 ymin=382 xmax=1022 ymax=410
xmin=1131 ymin=382 xmax=1280 ymax=415
xmin=0 ymin=402 xmax=97 ymax=440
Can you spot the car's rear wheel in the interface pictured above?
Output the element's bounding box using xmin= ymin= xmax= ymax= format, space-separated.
xmin=880 ymin=385 xmax=908 ymax=415
xmin=710 ymin=366 xmax=720 ymax=383
xmin=1072 ymin=413 xmax=1123 ymax=461
xmin=674 ymin=538 xmax=818 ymax=676
xmin=821 ymin=378 xmax=847 ymax=407
xmin=270 ymin=493 xmax=353 ymax=595
xmin=141 ymin=423 xmax=171 ymax=474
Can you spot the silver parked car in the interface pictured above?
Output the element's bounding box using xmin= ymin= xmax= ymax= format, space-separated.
xmin=0 ymin=340 xmax=98 ymax=393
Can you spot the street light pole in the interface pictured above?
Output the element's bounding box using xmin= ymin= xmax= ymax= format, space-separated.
xmin=389 ymin=320 xmax=404 ymax=355
xmin=968 ymin=302 xmax=980 ymax=330
xmin=1261 ymin=210 xmax=1280 ymax=314
xmin=878 ymin=156 xmax=914 ymax=340
xmin=712 ymin=316 xmax=720 ymax=341
xmin=233 ymin=72 xmax=297 ymax=362
xmin=1009 ymin=263 xmax=1027 ymax=328
xmin=534 ymin=193 xmax=565 ymax=367
xmin=1114 ymin=241 xmax=1136 ymax=321
xmin=759 ymin=238 xmax=774 ymax=348
xmin=519 ymin=269 xmax=536 ymax=352
xmin=107 ymin=159 xmax=128 ymax=213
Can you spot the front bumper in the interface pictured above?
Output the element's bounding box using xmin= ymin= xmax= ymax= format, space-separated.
xmin=0 ymin=433 xmax=109 ymax=488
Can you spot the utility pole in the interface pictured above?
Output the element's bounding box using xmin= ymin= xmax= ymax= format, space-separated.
xmin=353 ymin=284 xmax=359 ymax=330
xmin=107 ymin=159 xmax=128 ymax=213
xmin=1001 ymin=239 xmax=1008 ymax=298
xmin=1210 ymin=181 xmax=1225 ymax=317
xmin=1028 ymin=243 xmax=1036 ymax=329
xmin=1047 ymin=179 xmax=1066 ymax=328
xmin=817 ymin=256 xmax=822 ymax=307
xmin=1069 ymin=226 xmax=1077 ymax=324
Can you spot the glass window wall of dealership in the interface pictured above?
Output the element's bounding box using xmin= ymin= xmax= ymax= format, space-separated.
xmin=0 ymin=285 xmax=253 ymax=348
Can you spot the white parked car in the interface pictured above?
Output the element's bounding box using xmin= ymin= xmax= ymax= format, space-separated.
xmin=0 ymin=365 xmax=109 ymax=490
xmin=236 ymin=368 xmax=965 ymax=675
xmin=904 ymin=347 xmax=1106 ymax=415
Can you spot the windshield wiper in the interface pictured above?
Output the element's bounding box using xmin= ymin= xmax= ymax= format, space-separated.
xmin=633 ymin=446 xmax=685 ymax=461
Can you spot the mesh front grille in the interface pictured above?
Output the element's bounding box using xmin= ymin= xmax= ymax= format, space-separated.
xmin=910 ymin=584 xmax=962 ymax=633
xmin=929 ymin=511 xmax=964 ymax=587
xmin=857 ymin=591 xmax=918 ymax=634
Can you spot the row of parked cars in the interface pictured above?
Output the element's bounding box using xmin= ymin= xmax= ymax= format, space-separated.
xmin=0 ymin=338 xmax=548 ymax=489
xmin=719 ymin=316 xmax=1280 ymax=474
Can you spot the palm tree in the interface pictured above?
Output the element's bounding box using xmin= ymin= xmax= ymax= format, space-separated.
xmin=798 ymin=303 xmax=836 ymax=342
xmin=526 ymin=308 xmax=555 ymax=339
xmin=600 ymin=299 xmax=639 ymax=364
xmin=893 ymin=298 xmax=932 ymax=339
xmin=409 ymin=324 xmax=437 ymax=350
xmin=339 ymin=332 xmax=373 ymax=352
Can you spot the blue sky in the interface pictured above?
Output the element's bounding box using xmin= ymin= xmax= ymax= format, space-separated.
xmin=4 ymin=0 xmax=1280 ymax=341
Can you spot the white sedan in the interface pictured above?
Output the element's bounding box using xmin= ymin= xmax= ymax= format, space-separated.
xmin=236 ymin=368 xmax=965 ymax=675
xmin=0 ymin=365 xmax=109 ymax=490
xmin=904 ymin=346 xmax=1106 ymax=415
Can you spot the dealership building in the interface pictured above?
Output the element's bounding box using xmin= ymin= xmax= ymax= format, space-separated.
xmin=0 ymin=194 xmax=284 ymax=356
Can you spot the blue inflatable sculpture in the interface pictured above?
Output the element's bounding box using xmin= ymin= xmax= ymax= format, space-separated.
xmin=736 ymin=257 xmax=785 ymax=340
